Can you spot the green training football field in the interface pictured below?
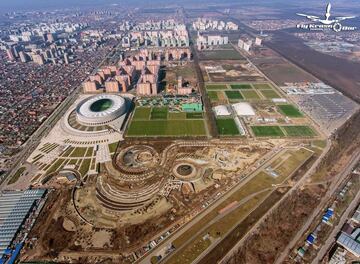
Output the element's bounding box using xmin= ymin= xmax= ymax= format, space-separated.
xmin=206 ymin=84 xmax=228 ymax=90
xmin=225 ymin=90 xmax=244 ymax=100
xmin=208 ymin=91 xmax=219 ymax=101
xmin=260 ymin=89 xmax=280 ymax=99
xmin=251 ymin=126 xmax=285 ymax=137
xmin=132 ymin=107 xmax=152 ymax=120
xmin=216 ymin=118 xmax=240 ymax=135
xmin=241 ymin=90 xmax=260 ymax=99
xmin=150 ymin=107 xmax=168 ymax=119
xmin=278 ymin=104 xmax=303 ymax=117
xmin=230 ymin=84 xmax=252 ymax=90
xmin=282 ymin=126 xmax=316 ymax=137
xmin=253 ymin=83 xmax=273 ymax=90
xmin=127 ymin=120 xmax=207 ymax=136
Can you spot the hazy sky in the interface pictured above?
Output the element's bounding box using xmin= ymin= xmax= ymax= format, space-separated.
xmin=1 ymin=0 xmax=359 ymax=12
xmin=0 ymin=0 xmax=118 ymax=11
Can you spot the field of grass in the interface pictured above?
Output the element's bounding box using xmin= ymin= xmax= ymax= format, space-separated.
xmin=46 ymin=158 xmax=65 ymax=174
xmin=251 ymin=126 xmax=285 ymax=137
xmin=68 ymin=159 xmax=78 ymax=165
xmin=241 ymin=90 xmax=261 ymax=99
xmin=206 ymin=84 xmax=228 ymax=90
xmin=272 ymin=148 xmax=313 ymax=178
xmin=207 ymin=91 xmax=219 ymax=101
xmin=127 ymin=120 xmax=206 ymax=136
xmin=312 ymin=140 xmax=327 ymax=149
xmin=169 ymin=112 xmax=187 ymax=120
xmin=168 ymin=236 xmax=212 ymax=264
xmin=108 ymin=142 xmax=118 ymax=153
xmin=199 ymin=49 xmax=244 ymax=60
xmin=282 ymin=126 xmax=316 ymax=137
xmin=230 ymin=84 xmax=252 ymax=89
xmin=170 ymin=191 xmax=270 ymax=264
xmin=186 ymin=112 xmax=203 ymax=119
xmin=253 ymin=83 xmax=273 ymax=90
xmin=62 ymin=147 xmax=74 ymax=157
xmin=8 ymin=166 xmax=26 ymax=185
xmin=79 ymin=159 xmax=91 ymax=176
xmin=70 ymin=147 xmax=87 ymax=157
xmin=85 ymin=147 xmax=94 ymax=157
xmin=150 ymin=107 xmax=168 ymax=120
xmin=278 ymin=104 xmax=303 ymax=117
xmin=133 ymin=107 xmax=151 ymax=120
xmin=225 ymin=90 xmax=244 ymax=100
xmin=216 ymin=118 xmax=240 ymax=135
xmin=260 ymin=89 xmax=281 ymax=99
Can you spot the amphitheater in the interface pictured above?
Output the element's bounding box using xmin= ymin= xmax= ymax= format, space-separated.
xmin=115 ymin=145 xmax=160 ymax=175
xmin=96 ymin=176 xmax=161 ymax=211
xmin=73 ymin=140 xmax=272 ymax=226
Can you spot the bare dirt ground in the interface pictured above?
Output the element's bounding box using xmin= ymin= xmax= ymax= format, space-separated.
xmin=22 ymin=189 xmax=77 ymax=260
xmin=199 ymin=60 xmax=265 ymax=83
xmin=22 ymin=139 xmax=278 ymax=263
xmin=251 ymin=53 xmax=318 ymax=85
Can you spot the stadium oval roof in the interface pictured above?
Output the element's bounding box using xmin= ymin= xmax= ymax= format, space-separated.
xmin=76 ymin=94 xmax=126 ymax=125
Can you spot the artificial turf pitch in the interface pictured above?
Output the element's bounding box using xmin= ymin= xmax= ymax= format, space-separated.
xmin=225 ymin=90 xmax=244 ymax=100
xmin=251 ymin=126 xmax=285 ymax=137
xmin=282 ymin=126 xmax=315 ymax=137
xmin=241 ymin=90 xmax=260 ymax=99
xmin=216 ymin=118 xmax=240 ymax=135
xmin=127 ymin=120 xmax=206 ymax=136
xmin=278 ymin=104 xmax=303 ymax=117
xmin=150 ymin=107 xmax=168 ymax=119
xmin=260 ymin=90 xmax=280 ymax=99
xmin=230 ymin=84 xmax=252 ymax=90
xmin=206 ymin=84 xmax=228 ymax=90
xmin=132 ymin=107 xmax=152 ymax=120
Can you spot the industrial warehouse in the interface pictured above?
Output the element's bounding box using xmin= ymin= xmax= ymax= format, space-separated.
xmin=0 ymin=189 xmax=47 ymax=264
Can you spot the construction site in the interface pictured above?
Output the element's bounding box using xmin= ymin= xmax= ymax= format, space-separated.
xmin=18 ymin=133 xmax=326 ymax=264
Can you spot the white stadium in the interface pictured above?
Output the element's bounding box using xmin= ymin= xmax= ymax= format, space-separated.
xmin=76 ymin=94 xmax=127 ymax=126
